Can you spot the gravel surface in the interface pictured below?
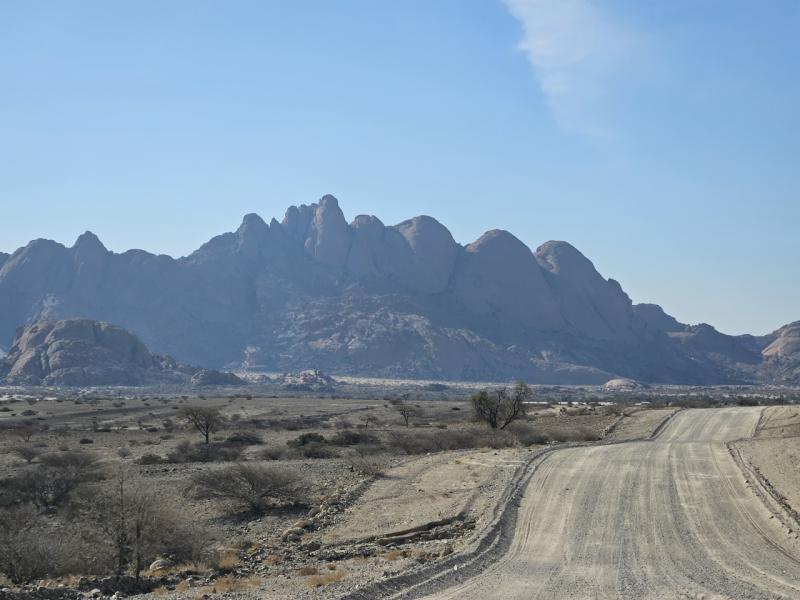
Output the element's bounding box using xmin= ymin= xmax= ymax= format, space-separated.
xmin=418 ymin=407 xmax=800 ymax=599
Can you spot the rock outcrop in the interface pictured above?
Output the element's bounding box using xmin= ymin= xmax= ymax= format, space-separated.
xmin=0 ymin=319 xmax=244 ymax=387
xmin=0 ymin=195 xmax=796 ymax=385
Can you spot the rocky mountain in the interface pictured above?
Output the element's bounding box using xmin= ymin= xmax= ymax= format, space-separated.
xmin=0 ymin=195 xmax=796 ymax=385
xmin=0 ymin=319 xmax=244 ymax=387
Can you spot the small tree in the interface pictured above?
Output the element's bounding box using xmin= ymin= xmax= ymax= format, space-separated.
xmin=181 ymin=406 xmax=225 ymax=444
xmin=11 ymin=445 xmax=40 ymax=464
xmin=395 ymin=404 xmax=417 ymax=427
xmin=471 ymin=382 xmax=530 ymax=430
xmin=13 ymin=424 xmax=36 ymax=443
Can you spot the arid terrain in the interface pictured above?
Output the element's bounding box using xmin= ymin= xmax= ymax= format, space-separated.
xmin=2 ymin=386 xmax=800 ymax=599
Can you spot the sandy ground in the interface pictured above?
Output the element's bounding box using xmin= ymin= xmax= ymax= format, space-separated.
xmin=323 ymin=448 xmax=526 ymax=544
xmin=416 ymin=408 xmax=800 ymax=600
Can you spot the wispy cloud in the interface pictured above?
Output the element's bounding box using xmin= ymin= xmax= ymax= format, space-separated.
xmin=502 ymin=0 xmax=639 ymax=136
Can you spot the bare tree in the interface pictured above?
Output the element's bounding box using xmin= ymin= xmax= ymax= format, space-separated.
xmin=88 ymin=470 xmax=196 ymax=581
xmin=471 ymin=382 xmax=531 ymax=430
xmin=395 ymin=404 xmax=417 ymax=427
xmin=181 ymin=406 xmax=225 ymax=444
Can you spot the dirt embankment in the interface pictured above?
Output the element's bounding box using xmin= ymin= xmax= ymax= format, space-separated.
xmin=736 ymin=405 xmax=800 ymax=531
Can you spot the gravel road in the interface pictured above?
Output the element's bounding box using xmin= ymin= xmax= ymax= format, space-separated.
xmin=422 ymin=407 xmax=800 ymax=600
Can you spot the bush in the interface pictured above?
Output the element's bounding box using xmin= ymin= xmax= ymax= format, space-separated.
xmin=135 ymin=453 xmax=164 ymax=465
xmin=187 ymin=464 xmax=301 ymax=513
xmin=40 ymin=450 xmax=101 ymax=472
xmin=506 ymin=423 xmax=549 ymax=446
xmin=11 ymin=445 xmax=41 ymax=463
xmin=547 ymin=426 xmax=600 ymax=443
xmin=258 ymin=446 xmax=286 ymax=461
xmin=287 ymin=432 xmax=326 ymax=447
xmin=329 ymin=430 xmax=378 ymax=446
xmin=166 ymin=441 xmax=243 ymax=463
xmin=348 ymin=452 xmax=389 ymax=477
xmin=79 ymin=438 xmax=95 ymax=444
xmin=297 ymin=442 xmax=338 ymax=459
xmin=0 ymin=506 xmax=89 ymax=583
xmin=5 ymin=451 xmax=102 ymax=511
xmin=226 ymin=432 xmax=263 ymax=445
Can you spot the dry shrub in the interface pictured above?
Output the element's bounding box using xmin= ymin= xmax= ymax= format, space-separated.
xmin=382 ymin=549 xmax=404 ymax=561
xmin=188 ymin=463 xmax=301 ymax=514
xmin=225 ymin=432 xmax=263 ymax=445
xmin=547 ymin=426 xmax=600 ymax=443
xmin=166 ymin=440 xmax=243 ymax=463
xmin=257 ymin=446 xmax=285 ymax=460
xmin=329 ymin=430 xmax=378 ymax=446
xmin=11 ymin=445 xmax=41 ymax=463
xmin=348 ymin=453 xmax=389 ymax=477
xmin=387 ymin=428 xmax=520 ymax=455
xmin=297 ymin=442 xmax=338 ymax=459
xmin=601 ymin=404 xmax=623 ymax=417
xmin=211 ymin=548 xmax=240 ymax=571
xmin=298 ymin=565 xmax=319 ymax=576
xmin=0 ymin=506 xmax=102 ymax=583
xmin=264 ymin=554 xmax=282 ymax=566
xmin=4 ymin=450 xmax=102 ymax=510
xmin=506 ymin=422 xmax=549 ymax=446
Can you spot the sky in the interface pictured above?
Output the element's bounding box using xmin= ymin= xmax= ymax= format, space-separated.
xmin=0 ymin=1 xmax=797 ymax=336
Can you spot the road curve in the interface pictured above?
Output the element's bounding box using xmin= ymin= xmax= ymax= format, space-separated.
xmin=424 ymin=407 xmax=800 ymax=600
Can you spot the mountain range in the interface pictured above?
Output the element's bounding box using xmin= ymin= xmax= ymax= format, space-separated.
xmin=0 ymin=195 xmax=796 ymax=385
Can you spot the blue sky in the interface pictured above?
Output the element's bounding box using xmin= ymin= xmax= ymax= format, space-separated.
xmin=0 ymin=0 xmax=797 ymax=335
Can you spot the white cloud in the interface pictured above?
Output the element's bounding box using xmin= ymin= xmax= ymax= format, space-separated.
xmin=502 ymin=0 xmax=639 ymax=136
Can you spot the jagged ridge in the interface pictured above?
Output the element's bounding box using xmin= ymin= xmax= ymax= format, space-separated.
xmin=0 ymin=195 xmax=795 ymax=384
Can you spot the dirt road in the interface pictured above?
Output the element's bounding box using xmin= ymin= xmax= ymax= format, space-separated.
xmin=423 ymin=407 xmax=800 ymax=600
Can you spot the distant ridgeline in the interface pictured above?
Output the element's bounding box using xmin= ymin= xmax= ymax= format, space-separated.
xmin=0 ymin=196 xmax=796 ymax=385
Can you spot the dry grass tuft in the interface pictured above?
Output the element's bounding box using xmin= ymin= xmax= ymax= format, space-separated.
xmin=297 ymin=565 xmax=319 ymax=576
xmin=213 ymin=548 xmax=240 ymax=570
xmin=305 ymin=570 xmax=346 ymax=587
xmin=264 ymin=554 xmax=283 ymax=565
xmin=382 ymin=549 xmax=404 ymax=561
